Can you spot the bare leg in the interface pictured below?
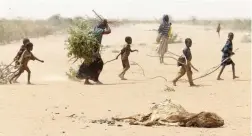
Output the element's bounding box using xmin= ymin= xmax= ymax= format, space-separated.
xmin=9 ymin=72 xmax=22 ymax=84
xmin=119 ymin=67 xmax=129 ymax=80
xmin=217 ymin=65 xmax=225 ymax=80
xmin=94 ymin=70 xmax=103 ymax=84
xmin=159 ymin=56 xmax=162 ymax=64
xmin=186 ymin=70 xmax=196 ymax=86
xmin=172 ymin=67 xmax=186 ymax=86
xmin=161 ymin=54 xmax=164 ymax=64
xmin=27 ymin=69 xmax=31 ymax=84
xmin=232 ymin=63 xmax=239 ymax=79
xmin=13 ymin=75 xmax=21 ymax=83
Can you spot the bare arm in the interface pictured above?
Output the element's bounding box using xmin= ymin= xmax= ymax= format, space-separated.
xmin=130 ymin=49 xmax=138 ymax=52
xmin=31 ymin=53 xmax=44 ymax=63
xmin=116 ymin=48 xmax=124 ymax=59
xmin=103 ymin=25 xmax=111 ymax=34
xmin=116 ymin=52 xmax=121 ymax=59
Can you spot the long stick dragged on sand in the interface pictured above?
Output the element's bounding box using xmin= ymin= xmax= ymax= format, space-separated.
xmin=0 ymin=61 xmax=19 ymax=84
xmin=147 ymin=48 xmax=239 ymax=81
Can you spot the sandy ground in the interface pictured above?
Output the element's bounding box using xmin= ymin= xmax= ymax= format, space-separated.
xmin=0 ymin=23 xmax=250 ymax=136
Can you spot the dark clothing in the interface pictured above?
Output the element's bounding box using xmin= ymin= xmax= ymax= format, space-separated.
xmin=221 ymin=40 xmax=234 ymax=66
xmin=177 ymin=56 xmax=186 ymax=67
xmin=76 ymin=58 xmax=104 ymax=81
xmin=76 ymin=23 xmax=109 ymax=81
xmin=121 ymin=44 xmax=131 ymax=60
xmin=177 ymin=46 xmax=192 ymax=67
xmin=183 ymin=46 xmax=192 ymax=61
xmin=122 ymin=59 xmax=130 ymax=69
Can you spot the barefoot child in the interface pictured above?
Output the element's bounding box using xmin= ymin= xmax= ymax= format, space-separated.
xmin=116 ymin=36 xmax=138 ymax=80
xmin=217 ymin=32 xmax=239 ymax=80
xmin=172 ymin=38 xmax=198 ymax=86
xmin=12 ymin=38 xmax=31 ymax=83
xmin=9 ymin=42 xmax=44 ymax=84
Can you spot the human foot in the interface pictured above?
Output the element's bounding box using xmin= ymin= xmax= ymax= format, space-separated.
xmin=190 ymin=83 xmax=197 ymax=87
xmin=121 ymin=77 xmax=127 ymax=80
xmin=172 ymin=80 xmax=176 ymax=86
xmin=119 ymin=74 xmax=124 ymax=79
xmin=95 ymin=80 xmax=103 ymax=84
xmin=84 ymin=80 xmax=92 ymax=85
xmin=13 ymin=80 xmax=19 ymax=83
xmin=233 ymin=76 xmax=239 ymax=79
xmin=217 ymin=77 xmax=224 ymax=80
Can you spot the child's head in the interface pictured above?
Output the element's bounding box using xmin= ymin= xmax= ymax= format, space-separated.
xmin=26 ymin=42 xmax=33 ymax=51
xmin=185 ymin=38 xmax=192 ymax=47
xmin=23 ymin=38 xmax=30 ymax=45
xmin=228 ymin=32 xmax=234 ymax=41
xmin=125 ymin=36 xmax=132 ymax=44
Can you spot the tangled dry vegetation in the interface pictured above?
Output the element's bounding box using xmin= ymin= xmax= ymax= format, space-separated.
xmin=91 ymin=99 xmax=225 ymax=128
xmin=0 ymin=62 xmax=18 ymax=84
xmin=241 ymin=33 xmax=251 ymax=43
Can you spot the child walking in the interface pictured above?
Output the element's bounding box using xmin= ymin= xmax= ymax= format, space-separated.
xmin=9 ymin=42 xmax=44 ymax=84
xmin=217 ymin=32 xmax=239 ymax=80
xmin=172 ymin=38 xmax=198 ymax=86
xmin=116 ymin=36 xmax=138 ymax=80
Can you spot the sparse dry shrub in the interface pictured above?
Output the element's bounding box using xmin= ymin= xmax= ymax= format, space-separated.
xmin=241 ymin=33 xmax=251 ymax=43
xmin=168 ymin=33 xmax=182 ymax=44
xmin=65 ymin=66 xmax=80 ymax=81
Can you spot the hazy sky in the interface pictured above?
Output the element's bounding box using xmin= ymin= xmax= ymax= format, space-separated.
xmin=0 ymin=0 xmax=251 ymax=19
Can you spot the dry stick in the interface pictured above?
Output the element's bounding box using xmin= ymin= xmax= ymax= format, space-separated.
xmin=92 ymin=10 xmax=103 ymax=21
xmin=130 ymin=61 xmax=145 ymax=76
xmin=192 ymin=49 xmax=239 ymax=81
xmin=191 ymin=48 xmax=239 ymax=81
xmin=147 ymin=54 xmax=186 ymax=65
xmin=104 ymin=58 xmax=117 ymax=65
xmin=1 ymin=61 xmax=14 ymax=71
xmin=130 ymin=61 xmax=169 ymax=82
xmin=148 ymin=48 xmax=239 ymax=82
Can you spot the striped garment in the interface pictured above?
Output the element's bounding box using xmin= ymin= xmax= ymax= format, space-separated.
xmin=157 ymin=36 xmax=168 ymax=55
xmin=158 ymin=22 xmax=170 ymax=37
